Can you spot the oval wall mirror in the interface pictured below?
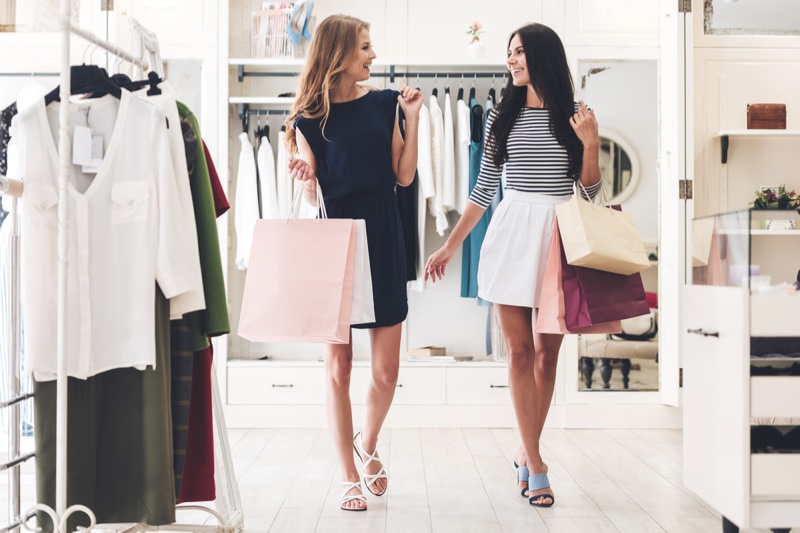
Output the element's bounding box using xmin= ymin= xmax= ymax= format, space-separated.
xmin=598 ymin=129 xmax=639 ymax=204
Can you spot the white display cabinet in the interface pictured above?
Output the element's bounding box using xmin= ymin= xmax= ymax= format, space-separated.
xmin=683 ymin=209 xmax=800 ymax=532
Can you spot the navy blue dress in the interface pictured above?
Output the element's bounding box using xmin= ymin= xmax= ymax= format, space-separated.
xmin=296 ymin=89 xmax=408 ymax=329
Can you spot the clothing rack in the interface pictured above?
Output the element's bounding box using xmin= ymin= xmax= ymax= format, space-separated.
xmin=236 ymin=64 xmax=507 ymax=83
xmin=0 ymin=8 xmax=243 ymax=532
xmin=237 ymin=104 xmax=288 ymax=134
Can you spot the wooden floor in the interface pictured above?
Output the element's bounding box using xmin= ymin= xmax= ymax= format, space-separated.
xmin=6 ymin=428 xmax=792 ymax=532
xmin=225 ymin=428 xmax=726 ymax=533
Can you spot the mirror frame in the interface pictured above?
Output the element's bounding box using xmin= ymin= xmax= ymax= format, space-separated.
xmin=598 ymin=127 xmax=640 ymax=205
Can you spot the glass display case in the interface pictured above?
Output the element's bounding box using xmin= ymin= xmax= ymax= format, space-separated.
xmin=683 ymin=209 xmax=800 ymax=532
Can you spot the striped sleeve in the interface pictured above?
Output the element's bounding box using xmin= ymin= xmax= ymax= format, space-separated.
xmin=579 ymin=179 xmax=603 ymax=200
xmin=468 ymin=108 xmax=501 ymax=209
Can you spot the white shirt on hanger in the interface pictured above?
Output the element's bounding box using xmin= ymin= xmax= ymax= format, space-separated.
xmin=442 ymin=91 xmax=456 ymax=217
xmin=257 ymin=134 xmax=279 ymax=219
xmin=235 ymin=131 xmax=260 ymax=270
xmin=136 ymin=82 xmax=205 ymax=318
xmin=428 ymin=95 xmax=447 ymax=236
xmin=455 ymin=96 xmax=471 ymax=214
xmin=408 ymin=102 xmax=435 ymax=293
xmin=17 ymin=91 xmax=202 ymax=380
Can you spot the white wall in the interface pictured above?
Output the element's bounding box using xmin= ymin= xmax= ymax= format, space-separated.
xmin=225 ymin=0 xmax=663 ymax=361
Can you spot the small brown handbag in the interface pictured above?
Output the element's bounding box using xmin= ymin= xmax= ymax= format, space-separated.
xmin=747 ymin=103 xmax=787 ymax=129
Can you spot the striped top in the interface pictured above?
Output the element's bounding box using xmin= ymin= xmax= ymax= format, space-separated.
xmin=468 ymin=105 xmax=602 ymax=209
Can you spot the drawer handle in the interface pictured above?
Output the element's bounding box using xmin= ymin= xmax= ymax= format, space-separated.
xmin=490 ymin=384 xmax=509 ymax=389
xmin=396 ymin=384 xmax=403 ymax=388
xmin=687 ymin=328 xmax=719 ymax=338
xmin=271 ymin=384 xmax=294 ymax=388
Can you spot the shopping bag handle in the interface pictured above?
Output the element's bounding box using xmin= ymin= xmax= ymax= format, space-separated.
xmin=572 ymin=179 xmax=610 ymax=207
xmin=287 ymin=178 xmax=327 ymax=221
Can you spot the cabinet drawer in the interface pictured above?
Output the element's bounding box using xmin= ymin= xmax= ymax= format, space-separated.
xmin=228 ymin=366 xmax=325 ymax=405
xmin=350 ymin=367 xmax=446 ymax=405
xmin=446 ymin=367 xmax=511 ymax=405
xmin=751 ymin=295 xmax=800 ymax=337
xmin=751 ymin=377 xmax=800 ymax=419
xmin=751 ymin=454 xmax=800 ymax=497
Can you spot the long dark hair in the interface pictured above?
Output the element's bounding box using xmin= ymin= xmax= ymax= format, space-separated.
xmin=488 ymin=23 xmax=582 ymax=178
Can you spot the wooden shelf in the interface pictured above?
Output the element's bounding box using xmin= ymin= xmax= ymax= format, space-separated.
xmin=718 ymin=229 xmax=800 ymax=236
xmin=713 ymin=129 xmax=800 ymax=164
xmin=714 ymin=129 xmax=800 ymax=138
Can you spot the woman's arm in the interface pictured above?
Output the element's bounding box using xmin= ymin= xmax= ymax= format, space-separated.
xmin=392 ymin=86 xmax=423 ymax=186
xmin=290 ymin=127 xmax=319 ymax=206
xmin=571 ymin=100 xmax=602 ymax=189
xmin=424 ymin=201 xmax=487 ymax=282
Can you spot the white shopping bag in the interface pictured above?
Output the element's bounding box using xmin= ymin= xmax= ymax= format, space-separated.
xmin=350 ymin=219 xmax=376 ymax=325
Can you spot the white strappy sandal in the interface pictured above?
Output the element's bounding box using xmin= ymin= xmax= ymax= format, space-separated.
xmin=353 ymin=431 xmax=388 ymax=496
xmin=339 ymin=481 xmax=367 ymax=512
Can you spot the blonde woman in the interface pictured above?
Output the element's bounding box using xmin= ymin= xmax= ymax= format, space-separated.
xmin=285 ymin=14 xmax=423 ymax=511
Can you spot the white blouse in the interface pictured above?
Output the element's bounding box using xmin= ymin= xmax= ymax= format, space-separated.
xmin=16 ymin=91 xmax=202 ymax=380
xmin=136 ymin=84 xmax=204 ymax=318
xmin=235 ymin=132 xmax=259 ymax=269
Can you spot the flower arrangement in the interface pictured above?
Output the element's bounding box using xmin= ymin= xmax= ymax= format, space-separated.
xmin=466 ymin=21 xmax=484 ymax=44
xmin=752 ymin=185 xmax=799 ymax=210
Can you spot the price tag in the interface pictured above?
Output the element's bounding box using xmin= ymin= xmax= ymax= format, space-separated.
xmin=72 ymin=126 xmax=94 ymax=166
xmin=81 ymin=135 xmax=104 ymax=174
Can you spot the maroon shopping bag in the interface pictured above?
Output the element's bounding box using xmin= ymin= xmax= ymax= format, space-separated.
xmin=535 ymin=218 xmax=621 ymax=335
xmin=562 ymin=237 xmax=650 ymax=330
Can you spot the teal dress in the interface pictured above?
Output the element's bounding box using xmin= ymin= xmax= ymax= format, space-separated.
xmin=461 ymin=97 xmax=501 ymax=298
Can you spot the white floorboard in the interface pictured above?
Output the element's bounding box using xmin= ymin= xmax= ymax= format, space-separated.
xmin=3 ymin=428 xmax=799 ymax=532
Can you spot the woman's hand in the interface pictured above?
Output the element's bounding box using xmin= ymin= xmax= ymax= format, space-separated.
xmin=397 ymin=85 xmax=423 ymax=117
xmin=570 ymin=100 xmax=598 ymax=147
xmin=424 ymin=244 xmax=456 ymax=283
xmin=288 ymin=156 xmax=315 ymax=182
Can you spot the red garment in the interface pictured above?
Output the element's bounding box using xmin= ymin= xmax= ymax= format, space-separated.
xmin=203 ymin=141 xmax=230 ymax=217
xmin=645 ymin=292 xmax=658 ymax=309
xmin=178 ymin=346 xmax=215 ymax=503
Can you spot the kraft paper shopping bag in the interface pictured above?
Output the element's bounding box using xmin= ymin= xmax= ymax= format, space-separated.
xmin=555 ymin=183 xmax=650 ymax=275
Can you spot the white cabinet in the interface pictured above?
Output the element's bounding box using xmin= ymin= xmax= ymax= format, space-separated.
xmin=225 ymin=360 xmax=510 ymax=427
xmin=683 ymin=209 xmax=800 ymax=530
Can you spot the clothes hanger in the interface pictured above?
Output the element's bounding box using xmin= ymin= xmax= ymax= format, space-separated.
xmin=415 ymin=72 xmax=421 ymax=92
xmin=457 ymin=74 xmax=464 ymax=101
xmin=488 ymin=74 xmax=496 ymax=105
xmin=432 ymin=73 xmax=438 ymax=98
xmin=44 ymin=39 xmax=122 ymax=105
xmin=281 ymin=110 xmax=287 ymax=133
xmin=468 ymin=73 xmax=476 ymax=101
xmin=444 ymin=73 xmax=450 ymax=95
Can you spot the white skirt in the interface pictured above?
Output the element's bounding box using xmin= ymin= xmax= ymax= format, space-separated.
xmin=477 ymin=190 xmax=571 ymax=308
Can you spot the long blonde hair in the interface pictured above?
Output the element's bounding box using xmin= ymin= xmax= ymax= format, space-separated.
xmin=285 ymin=14 xmax=370 ymax=154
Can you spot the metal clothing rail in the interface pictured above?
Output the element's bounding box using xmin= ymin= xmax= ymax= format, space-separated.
xmin=236 ymin=63 xmax=508 ymax=83
xmin=237 ymin=104 xmax=289 ymax=134
xmin=2 ymin=11 xmax=243 ymax=533
xmin=0 ymin=176 xmax=25 ymax=533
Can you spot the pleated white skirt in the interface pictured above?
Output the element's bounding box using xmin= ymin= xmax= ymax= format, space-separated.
xmin=477 ymin=190 xmax=571 ymax=308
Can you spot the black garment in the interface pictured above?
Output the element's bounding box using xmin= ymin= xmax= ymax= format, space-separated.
xmin=0 ymin=102 xmax=17 ymax=229
xmin=34 ymin=288 xmax=176 ymax=532
xmin=396 ymin=106 xmax=418 ymax=282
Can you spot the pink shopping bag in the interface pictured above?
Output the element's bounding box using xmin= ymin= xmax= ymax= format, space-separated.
xmin=535 ymin=218 xmax=622 ymax=335
xmin=238 ymin=217 xmax=357 ymax=343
